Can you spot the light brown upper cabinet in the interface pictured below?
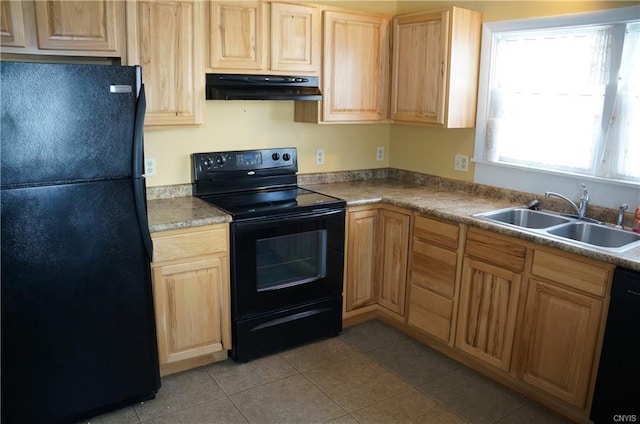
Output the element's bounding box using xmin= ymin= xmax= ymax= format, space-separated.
xmin=391 ymin=7 xmax=481 ymax=127
xmin=1 ymin=0 xmax=27 ymax=48
xmin=208 ymin=1 xmax=320 ymax=74
xmin=295 ymin=9 xmax=391 ymax=123
xmin=0 ymin=0 xmax=125 ymax=57
xmin=127 ymin=0 xmax=205 ymax=128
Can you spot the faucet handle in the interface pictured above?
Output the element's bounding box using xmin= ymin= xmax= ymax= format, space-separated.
xmin=615 ymin=204 xmax=629 ymax=229
xmin=580 ymin=183 xmax=589 ymax=200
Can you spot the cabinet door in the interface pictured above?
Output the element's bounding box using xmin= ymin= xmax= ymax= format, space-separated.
xmin=128 ymin=1 xmax=204 ymax=127
xmin=153 ymin=255 xmax=231 ymax=365
xmin=391 ymin=7 xmax=481 ymax=127
xmin=33 ymin=0 xmax=121 ymax=52
xmin=209 ymin=1 xmax=266 ymax=70
xmin=270 ymin=2 xmax=319 ymax=73
xmin=391 ymin=10 xmax=448 ymax=125
xmin=322 ymin=11 xmax=389 ymax=122
xmin=377 ymin=209 xmax=410 ymax=316
xmin=519 ymin=279 xmax=603 ymax=409
xmin=0 ymin=0 xmax=27 ymax=48
xmin=455 ymin=257 xmax=521 ymax=371
xmin=345 ymin=209 xmax=379 ymax=311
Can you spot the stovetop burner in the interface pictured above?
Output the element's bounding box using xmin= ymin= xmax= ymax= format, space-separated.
xmin=199 ymin=187 xmax=344 ymax=219
xmin=191 ymin=148 xmax=345 ymax=219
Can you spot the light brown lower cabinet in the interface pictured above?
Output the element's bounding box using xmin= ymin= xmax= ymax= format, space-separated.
xmin=518 ymin=278 xmax=603 ymax=409
xmin=407 ymin=215 xmax=460 ymax=344
xmin=516 ymin=248 xmax=610 ymax=410
xmin=151 ymin=224 xmax=231 ymax=376
xmin=455 ymin=257 xmax=522 ymax=371
xmin=344 ymin=205 xmax=410 ymax=320
xmin=345 ymin=208 xmax=378 ymax=312
xmin=377 ymin=208 xmax=411 ymax=316
xmin=453 ymin=227 xmax=613 ymax=417
xmin=341 ymin=211 xmax=615 ymax=422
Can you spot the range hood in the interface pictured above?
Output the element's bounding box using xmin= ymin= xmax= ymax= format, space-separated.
xmin=206 ymin=74 xmax=322 ymax=101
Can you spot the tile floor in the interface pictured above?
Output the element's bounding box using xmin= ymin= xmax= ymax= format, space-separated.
xmin=81 ymin=320 xmax=574 ymax=424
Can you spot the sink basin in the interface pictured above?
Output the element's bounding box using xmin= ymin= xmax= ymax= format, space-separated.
xmin=546 ymin=222 xmax=640 ymax=250
xmin=474 ymin=208 xmax=572 ymax=229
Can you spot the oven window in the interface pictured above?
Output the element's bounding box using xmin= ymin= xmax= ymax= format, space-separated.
xmin=255 ymin=229 xmax=327 ymax=291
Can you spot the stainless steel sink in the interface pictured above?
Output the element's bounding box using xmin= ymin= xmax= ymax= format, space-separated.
xmin=546 ymin=222 xmax=640 ymax=250
xmin=473 ymin=206 xmax=640 ymax=253
xmin=473 ymin=208 xmax=571 ymax=229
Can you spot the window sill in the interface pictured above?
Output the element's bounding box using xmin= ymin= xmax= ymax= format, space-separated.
xmin=473 ymin=159 xmax=640 ymax=209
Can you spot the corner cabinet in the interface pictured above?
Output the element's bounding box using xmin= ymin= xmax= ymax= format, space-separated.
xmin=151 ymin=224 xmax=231 ymax=376
xmin=390 ymin=7 xmax=481 ymax=127
xmin=208 ymin=1 xmax=320 ymax=74
xmin=377 ymin=208 xmax=411 ymax=316
xmin=345 ymin=208 xmax=379 ymax=313
xmin=1 ymin=0 xmax=125 ymax=57
xmin=126 ymin=0 xmax=205 ymax=128
xmin=294 ymin=9 xmax=391 ymax=124
xmin=344 ymin=205 xmax=410 ymax=321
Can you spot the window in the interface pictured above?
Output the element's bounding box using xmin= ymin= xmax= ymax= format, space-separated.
xmin=474 ymin=6 xmax=640 ymax=207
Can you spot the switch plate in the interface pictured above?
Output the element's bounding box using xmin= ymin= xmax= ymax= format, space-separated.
xmin=376 ymin=147 xmax=384 ymax=161
xmin=454 ymin=154 xmax=469 ymax=172
xmin=145 ymin=157 xmax=157 ymax=177
xmin=316 ymin=149 xmax=325 ymax=165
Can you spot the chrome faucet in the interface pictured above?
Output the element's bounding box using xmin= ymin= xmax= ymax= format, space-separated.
xmin=544 ymin=183 xmax=590 ymax=220
xmin=615 ymin=204 xmax=629 ymax=229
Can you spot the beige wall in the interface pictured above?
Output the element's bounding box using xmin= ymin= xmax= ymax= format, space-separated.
xmin=144 ymin=102 xmax=391 ymax=186
xmin=144 ymin=0 xmax=634 ymax=187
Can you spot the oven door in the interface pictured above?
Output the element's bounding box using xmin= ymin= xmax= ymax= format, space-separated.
xmin=230 ymin=208 xmax=345 ymax=319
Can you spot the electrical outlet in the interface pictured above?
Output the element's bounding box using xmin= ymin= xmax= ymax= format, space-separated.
xmin=454 ymin=154 xmax=469 ymax=172
xmin=316 ymin=149 xmax=325 ymax=165
xmin=376 ymin=147 xmax=384 ymax=161
xmin=144 ymin=157 xmax=157 ymax=177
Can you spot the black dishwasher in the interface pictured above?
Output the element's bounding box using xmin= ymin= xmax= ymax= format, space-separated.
xmin=590 ymin=267 xmax=640 ymax=424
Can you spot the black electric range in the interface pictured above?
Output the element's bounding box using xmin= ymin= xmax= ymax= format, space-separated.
xmin=191 ymin=148 xmax=346 ymax=362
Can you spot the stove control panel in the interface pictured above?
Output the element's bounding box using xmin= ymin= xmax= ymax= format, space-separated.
xmin=192 ymin=148 xmax=297 ymax=181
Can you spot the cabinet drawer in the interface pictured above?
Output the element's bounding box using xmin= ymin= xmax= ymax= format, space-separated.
xmin=411 ymin=239 xmax=456 ymax=298
xmin=152 ymin=225 xmax=228 ymax=263
xmin=465 ymin=229 xmax=526 ymax=271
xmin=408 ymin=284 xmax=453 ymax=343
xmin=531 ymin=250 xmax=610 ymax=297
xmin=414 ymin=215 xmax=459 ymax=249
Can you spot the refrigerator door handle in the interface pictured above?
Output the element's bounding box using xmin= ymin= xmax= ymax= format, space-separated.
xmin=133 ymin=85 xmax=153 ymax=260
xmin=133 ymin=85 xmax=146 ymax=179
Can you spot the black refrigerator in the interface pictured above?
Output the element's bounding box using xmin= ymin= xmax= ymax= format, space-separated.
xmin=1 ymin=62 xmax=161 ymax=424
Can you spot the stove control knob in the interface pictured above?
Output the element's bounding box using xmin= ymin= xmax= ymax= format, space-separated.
xmin=283 ymin=153 xmax=291 ymax=161
xmin=203 ymin=157 xmax=213 ymax=167
xmin=272 ymin=152 xmax=280 ymax=161
xmin=215 ymin=155 xmax=226 ymax=166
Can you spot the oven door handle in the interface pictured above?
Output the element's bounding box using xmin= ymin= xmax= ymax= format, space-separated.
xmin=234 ymin=208 xmax=344 ymax=229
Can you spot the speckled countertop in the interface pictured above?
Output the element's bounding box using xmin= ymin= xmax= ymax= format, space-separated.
xmin=146 ymin=176 xmax=640 ymax=271
xmin=301 ymin=179 xmax=640 ymax=272
xmin=147 ymin=196 xmax=231 ymax=233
